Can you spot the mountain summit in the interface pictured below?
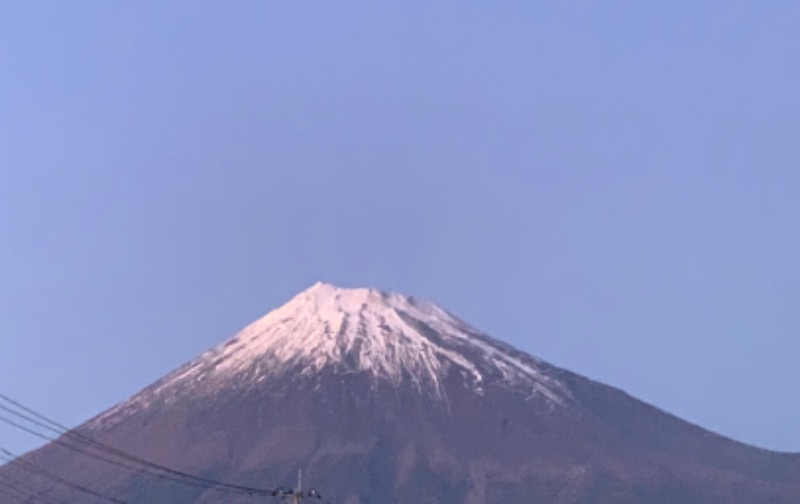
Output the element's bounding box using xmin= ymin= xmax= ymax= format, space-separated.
xmin=102 ymin=282 xmax=568 ymax=413
xmin=4 ymin=284 xmax=800 ymax=504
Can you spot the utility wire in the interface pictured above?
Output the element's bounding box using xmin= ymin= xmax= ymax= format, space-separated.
xmin=0 ymin=394 xmax=277 ymax=496
xmin=0 ymin=411 xmax=228 ymax=493
xmin=0 ymin=405 xmax=199 ymax=487
xmin=0 ymin=403 xmax=272 ymax=495
xmin=0 ymin=395 xmax=77 ymax=435
xmin=0 ymin=403 xmax=66 ymax=439
xmin=0 ymin=394 xmax=337 ymax=503
xmin=0 ymin=449 xmax=130 ymax=504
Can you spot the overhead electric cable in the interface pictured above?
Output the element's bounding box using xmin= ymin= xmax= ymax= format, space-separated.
xmin=0 ymin=449 xmax=130 ymax=504
xmin=0 ymin=411 xmax=224 ymax=492
xmin=0 ymin=395 xmax=75 ymax=433
xmin=0 ymin=402 xmax=75 ymax=439
xmin=0 ymin=394 xmax=277 ymax=496
xmin=0 ymin=394 xmax=337 ymax=503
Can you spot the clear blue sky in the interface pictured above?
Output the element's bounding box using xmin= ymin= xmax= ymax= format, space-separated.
xmin=1 ymin=2 xmax=798 ymax=456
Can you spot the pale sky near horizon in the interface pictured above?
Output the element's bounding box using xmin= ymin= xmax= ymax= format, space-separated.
xmin=1 ymin=2 xmax=799 ymax=457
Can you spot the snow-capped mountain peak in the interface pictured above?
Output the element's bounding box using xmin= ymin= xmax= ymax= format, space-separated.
xmin=30 ymin=284 xmax=800 ymax=504
xmin=211 ymin=282 xmax=482 ymax=385
xmin=99 ymin=284 xmax=570 ymax=426
xmin=184 ymin=284 xmax=566 ymax=399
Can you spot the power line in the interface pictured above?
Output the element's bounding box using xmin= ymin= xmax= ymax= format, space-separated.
xmin=0 ymin=395 xmax=76 ymax=435
xmin=0 ymin=449 xmax=130 ymax=504
xmin=0 ymin=411 xmax=227 ymax=493
xmin=0 ymin=394 xmax=277 ymax=496
xmin=0 ymin=393 xmax=337 ymax=503
xmin=0 ymin=402 xmax=274 ymax=495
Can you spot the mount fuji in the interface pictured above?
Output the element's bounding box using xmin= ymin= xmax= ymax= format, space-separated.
xmin=2 ymin=283 xmax=799 ymax=503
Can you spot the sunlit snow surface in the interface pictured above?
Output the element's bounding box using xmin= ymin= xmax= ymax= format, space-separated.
xmin=93 ymin=283 xmax=571 ymax=427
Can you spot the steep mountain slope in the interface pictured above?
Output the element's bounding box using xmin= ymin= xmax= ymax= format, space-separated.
xmin=2 ymin=283 xmax=799 ymax=504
